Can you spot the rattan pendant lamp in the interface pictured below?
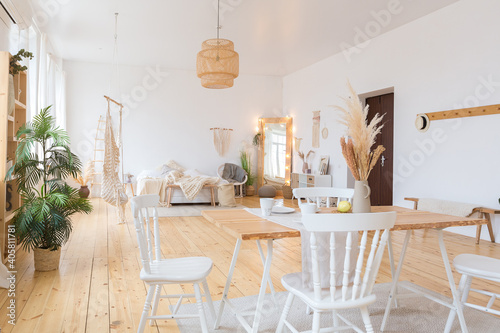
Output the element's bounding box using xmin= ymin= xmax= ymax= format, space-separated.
xmin=196 ymin=0 xmax=239 ymax=89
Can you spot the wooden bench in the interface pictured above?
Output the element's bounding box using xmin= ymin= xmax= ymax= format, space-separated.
xmin=405 ymin=197 xmax=496 ymax=244
xmin=165 ymin=184 xmax=217 ymax=207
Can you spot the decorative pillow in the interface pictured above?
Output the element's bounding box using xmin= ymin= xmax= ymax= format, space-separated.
xmin=218 ymin=183 xmax=236 ymax=207
xmin=165 ymin=160 xmax=186 ymax=172
xmin=161 ymin=164 xmax=174 ymax=175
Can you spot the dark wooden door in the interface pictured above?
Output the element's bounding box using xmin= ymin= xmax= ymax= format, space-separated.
xmin=366 ymin=93 xmax=394 ymax=206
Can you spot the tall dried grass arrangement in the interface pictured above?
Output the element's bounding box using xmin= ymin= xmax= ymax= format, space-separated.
xmin=334 ymin=82 xmax=385 ymax=180
xmin=74 ymin=161 xmax=96 ymax=186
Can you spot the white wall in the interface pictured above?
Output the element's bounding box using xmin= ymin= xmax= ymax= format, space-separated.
xmin=65 ymin=61 xmax=282 ymax=181
xmin=283 ymin=0 xmax=500 ymax=240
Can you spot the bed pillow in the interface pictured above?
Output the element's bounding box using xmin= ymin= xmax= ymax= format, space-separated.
xmin=218 ymin=184 xmax=236 ymax=207
xmin=166 ymin=160 xmax=186 ymax=172
xmin=161 ymin=164 xmax=174 ymax=175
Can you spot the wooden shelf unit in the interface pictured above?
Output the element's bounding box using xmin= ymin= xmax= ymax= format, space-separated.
xmin=0 ymin=52 xmax=26 ymax=263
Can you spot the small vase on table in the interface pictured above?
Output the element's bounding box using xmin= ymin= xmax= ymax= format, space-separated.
xmin=353 ymin=180 xmax=371 ymax=213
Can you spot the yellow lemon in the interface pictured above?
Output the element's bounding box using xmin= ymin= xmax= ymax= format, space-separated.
xmin=338 ymin=201 xmax=351 ymax=213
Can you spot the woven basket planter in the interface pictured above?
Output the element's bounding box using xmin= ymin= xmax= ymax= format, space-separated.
xmin=34 ymin=247 xmax=61 ymax=271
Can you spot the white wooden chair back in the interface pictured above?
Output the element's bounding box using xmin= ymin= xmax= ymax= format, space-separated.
xmin=293 ymin=187 xmax=355 ymax=207
xmin=302 ymin=212 xmax=396 ymax=303
xmin=131 ymin=194 xmax=162 ymax=275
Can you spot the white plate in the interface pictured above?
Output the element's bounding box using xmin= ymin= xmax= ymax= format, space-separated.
xmin=271 ymin=206 xmax=296 ymax=214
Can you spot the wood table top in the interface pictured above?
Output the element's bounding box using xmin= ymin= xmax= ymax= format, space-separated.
xmin=202 ymin=206 xmax=488 ymax=239
xmin=201 ymin=210 xmax=300 ymax=240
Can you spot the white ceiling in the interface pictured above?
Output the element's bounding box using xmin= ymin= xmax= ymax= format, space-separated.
xmin=27 ymin=0 xmax=458 ymax=76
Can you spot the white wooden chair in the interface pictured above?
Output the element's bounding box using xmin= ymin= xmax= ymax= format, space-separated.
xmin=293 ymin=187 xmax=355 ymax=207
xmin=131 ymin=194 xmax=215 ymax=333
xmin=276 ymin=212 xmax=397 ymax=333
xmin=217 ymin=164 xmax=248 ymax=198
xmin=444 ymin=254 xmax=500 ymax=332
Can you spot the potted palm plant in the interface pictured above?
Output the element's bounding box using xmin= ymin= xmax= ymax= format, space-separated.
xmin=7 ymin=106 xmax=93 ymax=271
xmin=240 ymin=151 xmax=255 ymax=196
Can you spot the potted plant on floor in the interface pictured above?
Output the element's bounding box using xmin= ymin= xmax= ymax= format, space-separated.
xmin=240 ymin=151 xmax=255 ymax=196
xmin=7 ymin=106 xmax=93 ymax=271
xmin=74 ymin=161 xmax=95 ymax=198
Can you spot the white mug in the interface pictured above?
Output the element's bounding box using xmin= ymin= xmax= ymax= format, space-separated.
xmin=300 ymin=202 xmax=318 ymax=215
xmin=260 ymin=198 xmax=277 ymax=216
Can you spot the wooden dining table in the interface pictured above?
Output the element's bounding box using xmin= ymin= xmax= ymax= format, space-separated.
xmin=202 ymin=206 xmax=487 ymax=333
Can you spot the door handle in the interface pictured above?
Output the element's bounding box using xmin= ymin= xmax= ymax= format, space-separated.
xmin=381 ymin=155 xmax=386 ymax=167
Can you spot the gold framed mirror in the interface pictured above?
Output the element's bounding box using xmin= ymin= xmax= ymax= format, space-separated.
xmin=257 ymin=117 xmax=293 ymax=189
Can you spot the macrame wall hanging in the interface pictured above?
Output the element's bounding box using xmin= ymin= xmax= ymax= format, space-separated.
xmin=211 ymin=127 xmax=232 ymax=156
xmin=312 ymin=110 xmax=321 ymax=148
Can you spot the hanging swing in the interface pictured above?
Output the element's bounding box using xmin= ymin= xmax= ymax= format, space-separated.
xmin=101 ymin=13 xmax=128 ymax=223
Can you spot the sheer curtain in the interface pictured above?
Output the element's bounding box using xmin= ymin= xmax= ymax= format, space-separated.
xmin=32 ymin=33 xmax=66 ymax=128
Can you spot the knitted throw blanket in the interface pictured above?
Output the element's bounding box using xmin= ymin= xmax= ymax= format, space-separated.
xmin=418 ymin=198 xmax=480 ymax=218
xmin=166 ymin=170 xmax=220 ymax=201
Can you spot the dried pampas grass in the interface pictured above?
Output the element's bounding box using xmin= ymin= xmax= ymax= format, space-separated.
xmin=335 ymin=81 xmax=385 ymax=180
xmin=74 ymin=161 xmax=96 ymax=186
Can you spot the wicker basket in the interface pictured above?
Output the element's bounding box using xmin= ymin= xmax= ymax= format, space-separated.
xmin=34 ymin=247 xmax=61 ymax=271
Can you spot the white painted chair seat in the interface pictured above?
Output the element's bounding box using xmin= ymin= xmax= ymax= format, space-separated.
xmin=445 ymin=253 xmax=500 ymax=332
xmin=281 ymin=272 xmax=377 ymax=310
xmin=140 ymin=257 xmax=213 ymax=283
xmin=453 ymin=254 xmax=500 ymax=281
xmin=131 ymin=194 xmax=215 ymax=333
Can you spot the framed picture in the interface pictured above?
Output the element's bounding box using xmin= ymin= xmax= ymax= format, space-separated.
xmin=318 ymin=155 xmax=329 ymax=175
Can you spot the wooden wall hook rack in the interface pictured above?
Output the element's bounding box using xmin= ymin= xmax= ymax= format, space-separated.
xmin=416 ymin=103 xmax=500 ymax=132
xmin=210 ymin=127 xmax=233 ymax=131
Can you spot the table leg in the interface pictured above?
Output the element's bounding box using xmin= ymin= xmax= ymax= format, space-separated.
xmin=256 ymin=240 xmax=278 ymax=307
xmin=381 ymin=230 xmax=411 ymax=332
xmin=387 ymin=232 xmax=398 ymax=308
xmin=214 ymin=239 xmax=242 ymax=329
xmin=251 ymin=239 xmax=274 ymax=333
xmin=437 ymin=230 xmax=469 ymax=333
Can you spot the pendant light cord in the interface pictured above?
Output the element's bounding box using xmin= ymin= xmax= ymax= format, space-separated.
xmin=217 ymin=0 xmax=220 ymax=40
xmin=110 ymin=13 xmax=120 ymax=97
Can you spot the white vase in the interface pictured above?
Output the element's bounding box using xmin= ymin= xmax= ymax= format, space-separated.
xmin=8 ymin=75 xmax=15 ymax=116
xmin=353 ymin=180 xmax=371 ymax=213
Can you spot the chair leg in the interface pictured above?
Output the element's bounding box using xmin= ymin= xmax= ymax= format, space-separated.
xmin=138 ymin=285 xmax=155 ymax=333
xmin=202 ymin=279 xmax=216 ymax=321
xmin=445 ymin=274 xmax=472 ymax=333
xmin=149 ymin=285 xmax=162 ymax=325
xmin=332 ymin=309 xmax=339 ymax=332
xmin=360 ymin=306 xmax=374 ymax=333
xmin=312 ymin=311 xmax=321 ymax=333
xmin=194 ymin=283 xmax=208 ymax=333
xmin=276 ymin=293 xmax=295 ymax=333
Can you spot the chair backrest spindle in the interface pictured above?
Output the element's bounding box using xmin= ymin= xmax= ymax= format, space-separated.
xmin=131 ymin=194 xmax=162 ymax=274
xmin=303 ymin=212 xmax=396 ymax=304
xmin=329 ymin=231 xmax=336 ymax=301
